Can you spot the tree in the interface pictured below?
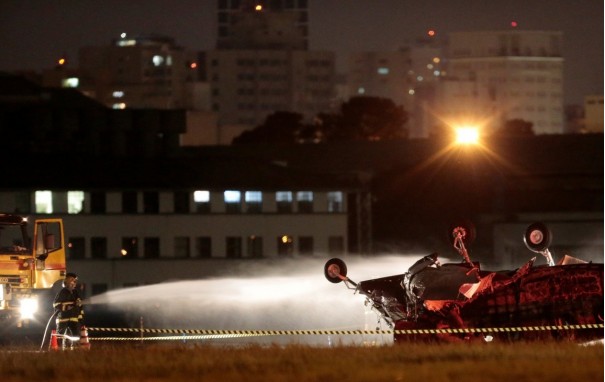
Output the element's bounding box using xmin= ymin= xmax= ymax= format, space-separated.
xmin=232 ymin=111 xmax=304 ymax=144
xmin=320 ymin=96 xmax=408 ymax=142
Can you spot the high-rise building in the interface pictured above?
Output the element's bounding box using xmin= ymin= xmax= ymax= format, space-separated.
xmin=347 ymin=37 xmax=444 ymax=138
xmin=217 ymin=0 xmax=308 ymax=50
xmin=209 ymin=0 xmax=335 ymax=129
xmin=439 ymin=30 xmax=564 ymax=135
xmin=77 ymin=34 xmax=199 ymax=110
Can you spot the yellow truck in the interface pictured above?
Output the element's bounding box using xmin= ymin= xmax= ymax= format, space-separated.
xmin=0 ymin=214 xmax=66 ymax=329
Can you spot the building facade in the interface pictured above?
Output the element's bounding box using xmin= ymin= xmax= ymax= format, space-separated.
xmin=440 ymin=30 xmax=564 ymax=135
xmin=76 ymin=35 xmax=200 ymax=110
xmin=0 ymin=187 xmax=350 ymax=294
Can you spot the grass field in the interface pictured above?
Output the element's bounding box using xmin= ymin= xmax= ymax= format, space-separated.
xmin=1 ymin=341 xmax=603 ymax=382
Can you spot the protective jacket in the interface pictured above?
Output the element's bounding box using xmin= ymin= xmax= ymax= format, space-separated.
xmin=53 ymin=287 xmax=83 ymax=324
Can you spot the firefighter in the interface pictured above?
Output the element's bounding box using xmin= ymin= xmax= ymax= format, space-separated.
xmin=53 ymin=272 xmax=84 ymax=337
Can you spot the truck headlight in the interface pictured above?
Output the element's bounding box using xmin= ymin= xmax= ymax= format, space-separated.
xmin=20 ymin=298 xmax=39 ymax=320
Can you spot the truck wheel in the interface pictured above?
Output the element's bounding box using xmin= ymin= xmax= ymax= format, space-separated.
xmin=324 ymin=258 xmax=347 ymax=283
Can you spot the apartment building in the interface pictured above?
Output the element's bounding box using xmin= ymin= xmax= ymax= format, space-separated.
xmin=440 ymin=30 xmax=564 ymax=135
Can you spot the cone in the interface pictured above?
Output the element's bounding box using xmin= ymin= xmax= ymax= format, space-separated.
xmin=49 ymin=329 xmax=59 ymax=351
xmin=80 ymin=325 xmax=91 ymax=349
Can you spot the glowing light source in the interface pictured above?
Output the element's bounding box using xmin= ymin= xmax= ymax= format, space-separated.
xmin=255 ymin=4 xmax=262 ymax=11
xmin=511 ymin=21 xmax=518 ymax=28
xmin=427 ymin=29 xmax=436 ymax=37
xmin=454 ymin=127 xmax=480 ymax=145
xmin=57 ymin=57 xmax=66 ymax=66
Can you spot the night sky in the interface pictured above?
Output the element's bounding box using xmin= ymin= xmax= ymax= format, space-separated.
xmin=0 ymin=0 xmax=602 ymax=105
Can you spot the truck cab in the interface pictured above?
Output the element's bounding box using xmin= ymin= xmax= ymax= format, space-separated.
xmin=0 ymin=214 xmax=66 ymax=329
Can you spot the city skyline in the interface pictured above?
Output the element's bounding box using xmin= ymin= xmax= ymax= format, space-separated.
xmin=0 ymin=0 xmax=602 ymax=105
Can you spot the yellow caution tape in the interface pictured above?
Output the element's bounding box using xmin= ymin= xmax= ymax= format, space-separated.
xmin=87 ymin=324 xmax=604 ymax=340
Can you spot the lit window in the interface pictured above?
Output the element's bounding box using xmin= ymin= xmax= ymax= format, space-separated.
xmin=224 ymin=190 xmax=241 ymax=213
xmin=194 ymin=190 xmax=210 ymax=213
xmin=276 ymin=191 xmax=292 ymax=202
xmin=245 ymin=191 xmax=262 ymax=213
xmin=166 ymin=55 xmax=173 ymax=66
xmin=433 ymin=70 xmax=441 ymax=76
xmin=416 ymin=76 xmax=424 ymax=82
xmin=357 ymin=87 xmax=365 ymax=94
xmin=112 ymin=91 xmax=125 ymax=98
xmin=116 ymin=39 xmax=136 ymax=47
xmin=152 ymin=55 xmax=164 ymax=66
xmin=327 ymin=192 xmax=343 ymax=213
xmin=62 ymin=77 xmax=79 ymax=88
xmin=296 ymin=191 xmax=313 ymax=202
xmin=427 ymin=64 xmax=434 ymax=69
xmin=68 ymin=191 xmax=84 ymax=214
xmin=112 ymin=103 xmax=126 ymax=109
xmin=296 ymin=191 xmax=313 ymax=213
xmin=194 ymin=190 xmax=210 ymax=202
xmin=408 ymin=89 xmax=415 ymax=95
xmin=276 ymin=191 xmax=293 ymax=213
xmin=35 ymin=191 xmax=53 ymax=214
xmin=245 ymin=191 xmax=262 ymax=203
xmin=224 ymin=191 xmax=241 ymax=203
xmin=377 ymin=67 xmax=389 ymax=75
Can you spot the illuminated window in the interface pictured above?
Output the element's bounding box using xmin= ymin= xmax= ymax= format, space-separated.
xmin=296 ymin=191 xmax=313 ymax=213
xmin=121 ymin=237 xmax=138 ymax=258
xmin=35 ymin=191 xmax=53 ymax=214
xmin=327 ymin=192 xmax=343 ymax=213
xmin=112 ymin=103 xmax=126 ymax=109
xmin=194 ymin=190 xmax=210 ymax=213
xmin=357 ymin=87 xmax=365 ymax=94
xmin=245 ymin=191 xmax=262 ymax=213
xmin=62 ymin=77 xmax=79 ymax=88
xmin=112 ymin=91 xmax=125 ymax=98
xmin=277 ymin=235 xmax=293 ymax=256
xmin=276 ymin=191 xmax=293 ymax=213
xmin=224 ymin=190 xmax=241 ymax=213
xmin=67 ymin=191 xmax=84 ymax=214
xmin=152 ymin=55 xmax=165 ymax=66
xmin=377 ymin=67 xmax=389 ymax=75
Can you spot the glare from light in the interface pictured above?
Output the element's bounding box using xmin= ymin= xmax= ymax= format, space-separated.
xmin=455 ymin=127 xmax=480 ymax=145
xmin=255 ymin=4 xmax=262 ymax=11
xmin=121 ymin=249 xmax=128 ymax=256
xmin=20 ymin=298 xmax=39 ymax=320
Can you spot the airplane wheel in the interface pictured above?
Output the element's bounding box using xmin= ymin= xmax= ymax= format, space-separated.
xmin=324 ymin=258 xmax=347 ymax=283
xmin=448 ymin=219 xmax=476 ymax=247
xmin=524 ymin=222 xmax=552 ymax=253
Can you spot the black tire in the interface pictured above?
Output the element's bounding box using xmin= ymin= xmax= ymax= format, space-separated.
xmin=324 ymin=258 xmax=347 ymax=283
xmin=448 ymin=219 xmax=476 ymax=247
xmin=524 ymin=222 xmax=552 ymax=253
xmin=61 ymin=327 xmax=76 ymax=351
